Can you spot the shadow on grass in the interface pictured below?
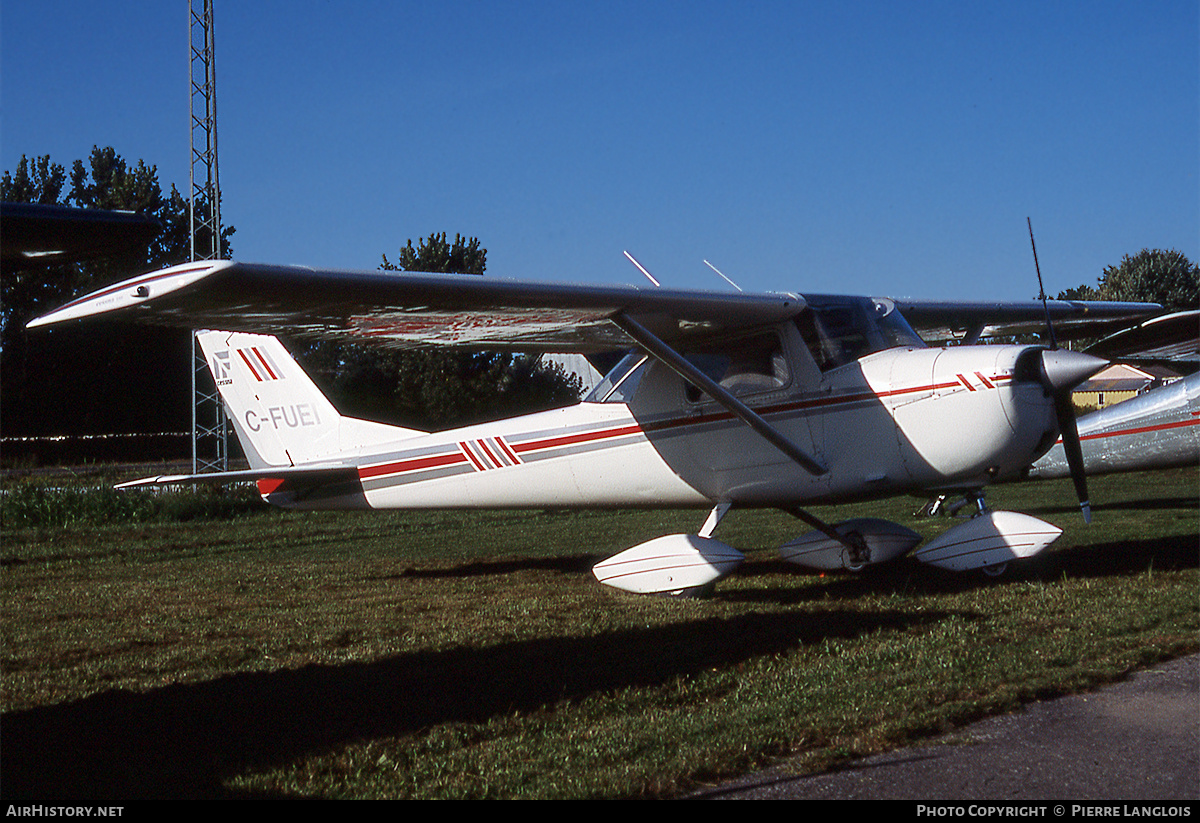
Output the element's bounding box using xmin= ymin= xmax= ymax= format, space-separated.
xmin=730 ymin=530 xmax=1199 ymax=600
xmin=1027 ymin=494 xmax=1199 ymax=516
xmin=1029 ymin=531 xmax=1198 ymax=579
xmin=389 ymin=555 xmax=595 ymax=579
xmin=2 ymin=530 xmax=1192 ymax=800
xmin=1 ymin=603 xmax=951 ymax=800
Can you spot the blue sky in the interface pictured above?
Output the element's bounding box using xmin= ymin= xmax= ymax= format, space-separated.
xmin=2 ymin=1 xmax=1196 ymax=301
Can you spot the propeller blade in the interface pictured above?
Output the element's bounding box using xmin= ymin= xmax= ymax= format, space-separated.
xmin=1053 ymin=390 xmax=1091 ymax=523
xmin=1039 ymin=349 xmax=1106 ymax=523
xmin=1026 ymin=221 xmax=1096 ymax=523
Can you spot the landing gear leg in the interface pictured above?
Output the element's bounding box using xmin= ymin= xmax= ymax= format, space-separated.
xmin=965 ymin=493 xmax=1009 ymax=576
xmin=699 ymin=501 xmax=732 ymax=538
xmin=915 ymin=494 xmax=947 ymax=517
xmin=919 ymin=489 xmax=988 ymax=518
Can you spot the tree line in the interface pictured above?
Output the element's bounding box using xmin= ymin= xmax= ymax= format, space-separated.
xmin=1 ymin=149 xmax=578 ymax=466
xmin=2 ymin=148 xmax=227 ymax=464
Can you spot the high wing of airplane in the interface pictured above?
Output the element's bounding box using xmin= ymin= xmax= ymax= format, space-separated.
xmin=28 ymin=260 xmax=1164 ymax=594
xmin=1083 ymin=309 xmax=1199 ymax=365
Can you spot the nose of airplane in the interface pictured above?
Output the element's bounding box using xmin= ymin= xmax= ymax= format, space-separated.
xmin=1038 ymin=349 xmax=1108 ymax=393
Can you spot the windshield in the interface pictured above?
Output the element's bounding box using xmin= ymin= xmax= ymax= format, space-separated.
xmin=797 ymin=296 xmax=924 ymax=371
xmin=585 ymin=353 xmax=648 ymax=403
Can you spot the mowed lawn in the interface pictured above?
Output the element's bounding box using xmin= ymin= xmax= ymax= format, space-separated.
xmin=1 ymin=466 xmax=1196 ymax=799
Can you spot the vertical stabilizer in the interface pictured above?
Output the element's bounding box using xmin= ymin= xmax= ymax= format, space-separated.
xmin=195 ymin=331 xmax=421 ymax=468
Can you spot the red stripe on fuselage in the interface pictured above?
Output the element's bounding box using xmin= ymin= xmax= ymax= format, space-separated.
xmin=359 ymin=451 xmax=468 ymax=479
xmin=495 ymin=437 xmax=522 ymax=464
xmin=460 ymin=442 xmax=488 ymax=471
xmin=353 ymin=373 xmax=1015 ymax=481
xmin=477 ymin=439 xmax=505 ymax=468
xmin=1073 ymin=417 xmax=1200 ymax=443
xmin=511 ymin=423 xmax=644 ymax=454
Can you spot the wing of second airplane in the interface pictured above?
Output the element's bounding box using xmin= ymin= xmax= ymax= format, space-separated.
xmin=27 ymin=260 xmax=806 ymax=351
xmin=1082 ymin=309 xmax=1199 ymax=364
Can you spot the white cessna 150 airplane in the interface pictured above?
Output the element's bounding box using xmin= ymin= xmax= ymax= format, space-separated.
xmin=29 ymin=259 xmax=1162 ymax=594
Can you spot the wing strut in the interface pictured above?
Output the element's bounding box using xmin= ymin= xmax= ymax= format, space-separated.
xmin=611 ymin=312 xmax=828 ymax=476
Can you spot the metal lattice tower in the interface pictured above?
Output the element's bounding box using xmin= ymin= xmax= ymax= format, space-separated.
xmin=189 ymin=0 xmax=228 ymax=473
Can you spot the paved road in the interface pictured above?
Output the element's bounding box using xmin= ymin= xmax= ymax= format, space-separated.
xmin=690 ymin=654 xmax=1198 ymax=800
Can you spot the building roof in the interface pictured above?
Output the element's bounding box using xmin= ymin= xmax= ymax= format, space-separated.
xmin=1075 ymin=363 xmax=1180 ymax=394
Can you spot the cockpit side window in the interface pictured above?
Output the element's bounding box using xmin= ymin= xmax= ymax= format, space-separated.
xmin=872 ymin=297 xmax=926 ymax=351
xmin=681 ymin=333 xmax=790 ymax=403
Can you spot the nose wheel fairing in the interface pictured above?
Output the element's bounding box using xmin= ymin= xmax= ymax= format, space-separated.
xmin=911 ymin=510 xmax=1062 ymax=572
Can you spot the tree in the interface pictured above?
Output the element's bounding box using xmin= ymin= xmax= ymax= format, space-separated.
xmin=296 ymin=233 xmax=581 ymax=430
xmin=1 ymin=154 xmax=66 ymax=205
xmin=1053 ymin=283 xmax=1099 ymax=302
xmin=1 ymin=147 xmax=234 ymax=464
xmin=1096 ymin=249 xmax=1198 ymax=312
xmin=381 ymin=232 xmax=486 ymax=275
xmin=1057 ymin=248 xmax=1198 ymax=312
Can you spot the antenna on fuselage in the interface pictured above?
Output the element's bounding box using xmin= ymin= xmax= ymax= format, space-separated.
xmin=623 ymin=250 xmax=660 ymax=287
xmin=703 ymin=259 xmax=743 ymax=292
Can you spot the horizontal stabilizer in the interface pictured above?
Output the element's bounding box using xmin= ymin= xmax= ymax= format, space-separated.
xmin=115 ymin=463 xmax=358 ymax=489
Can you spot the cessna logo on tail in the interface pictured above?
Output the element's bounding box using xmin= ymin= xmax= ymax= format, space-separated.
xmin=211 ymin=351 xmax=233 ymax=385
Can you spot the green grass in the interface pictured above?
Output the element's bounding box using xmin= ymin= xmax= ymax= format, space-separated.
xmin=1 ymin=467 xmax=1196 ymax=799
